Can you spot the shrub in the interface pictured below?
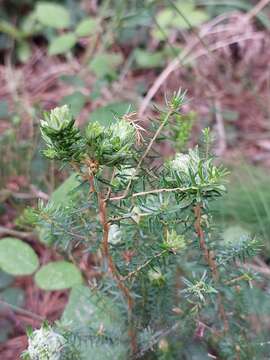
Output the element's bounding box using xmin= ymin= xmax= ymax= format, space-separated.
xmin=22 ymin=91 xmax=261 ymax=359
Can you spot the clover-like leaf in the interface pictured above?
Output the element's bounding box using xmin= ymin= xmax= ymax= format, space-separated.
xmin=0 ymin=238 xmax=39 ymax=276
xmin=75 ymin=17 xmax=99 ymax=37
xmin=35 ymin=261 xmax=82 ymax=290
xmin=89 ymin=52 xmax=123 ymax=78
xmin=0 ymin=287 xmax=25 ymax=310
xmin=0 ymin=270 xmax=14 ymax=289
xmin=36 ymin=2 xmax=70 ymax=29
xmin=61 ymin=285 xmax=127 ymax=359
xmin=48 ymin=33 xmax=77 ymax=55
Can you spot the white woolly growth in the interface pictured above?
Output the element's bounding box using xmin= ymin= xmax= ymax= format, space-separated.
xmin=110 ymin=119 xmax=136 ymax=145
xmin=41 ymin=105 xmax=73 ymax=132
xmin=108 ymin=224 xmax=122 ymax=245
xmin=27 ymin=326 xmax=67 ymax=360
xmin=169 ymin=153 xmax=192 ymax=174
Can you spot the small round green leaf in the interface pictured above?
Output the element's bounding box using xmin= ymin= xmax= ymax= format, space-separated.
xmin=51 ymin=173 xmax=80 ymax=205
xmin=17 ymin=41 xmax=32 ymax=63
xmin=35 ymin=261 xmax=82 ymax=290
xmin=48 ymin=33 xmax=77 ymax=55
xmin=89 ymin=52 xmax=123 ymax=78
xmin=223 ymin=225 xmax=250 ymax=246
xmin=0 ymin=238 xmax=39 ymax=276
xmin=36 ymin=2 xmax=70 ymax=29
xmin=0 ymin=287 xmax=25 ymax=310
xmin=0 ymin=270 xmax=14 ymax=289
xmin=75 ymin=17 xmax=98 ymax=37
xmin=134 ymin=49 xmax=165 ymax=69
xmin=60 ymin=91 xmax=86 ymax=117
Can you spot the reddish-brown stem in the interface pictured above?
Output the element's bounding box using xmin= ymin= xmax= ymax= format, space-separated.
xmin=86 ymin=168 xmax=137 ymax=353
xmin=98 ymin=199 xmax=133 ymax=303
xmin=194 ymin=204 xmax=229 ymax=333
xmin=98 ymin=197 xmax=137 ymax=353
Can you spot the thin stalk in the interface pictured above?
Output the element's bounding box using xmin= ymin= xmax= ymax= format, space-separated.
xmin=194 ymin=203 xmax=229 ymax=332
xmin=87 ymin=168 xmax=137 ymax=353
xmin=110 ymin=109 xmax=174 ymax=201
xmin=98 ymin=196 xmax=137 ymax=354
xmin=123 ymin=249 xmax=168 ymax=281
xmin=0 ymin=300 xmax=44 ymax=321
xmin=132 ymin=186 xmax=196 ymax=198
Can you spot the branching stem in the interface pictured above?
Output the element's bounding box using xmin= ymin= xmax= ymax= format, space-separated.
xmin=194 ymin=203 xmax=229 ymax=333
xmin=123 ymin=249 xmax=168 ymax=281
xmin=87 ymin=169 xmax=137 ymax=353
xmin=110 ymin=109 xmax=174 ymax=201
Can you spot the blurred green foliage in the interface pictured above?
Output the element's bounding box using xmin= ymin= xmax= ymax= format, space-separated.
xmin=1 ymin=1 xmax=270 ymax=359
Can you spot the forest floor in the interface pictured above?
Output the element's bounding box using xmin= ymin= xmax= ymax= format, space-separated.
xmin=1 ymin=1 xmax=270 ymax=358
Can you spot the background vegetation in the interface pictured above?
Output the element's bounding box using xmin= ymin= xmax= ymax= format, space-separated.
xmin=0 ymin=0 xmax=270 ymax=359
